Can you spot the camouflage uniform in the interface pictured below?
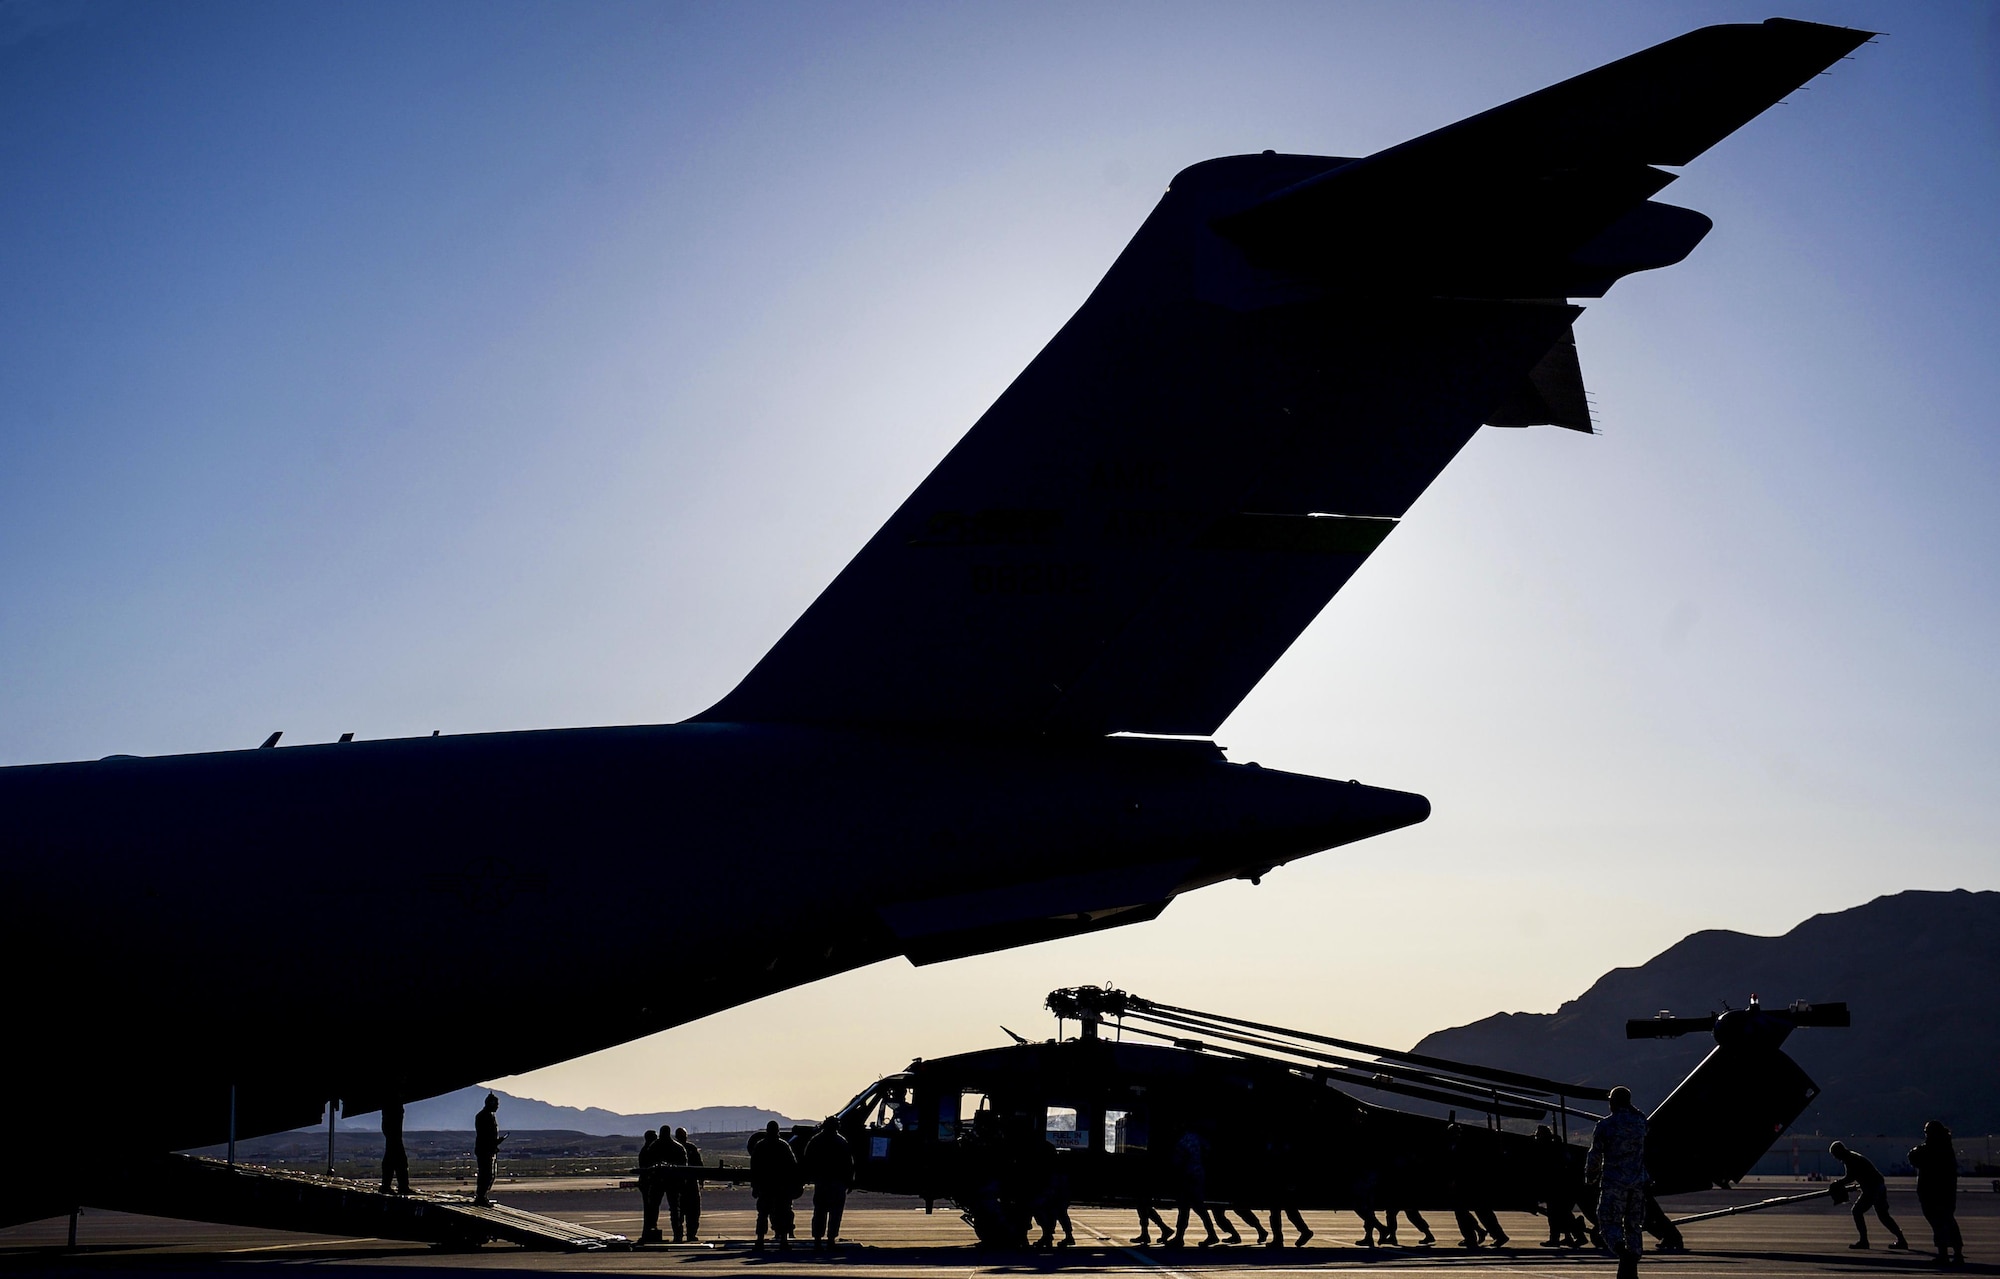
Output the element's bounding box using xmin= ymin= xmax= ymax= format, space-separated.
xmin=1586 ymin=1108 xmax=1648 ymax=1267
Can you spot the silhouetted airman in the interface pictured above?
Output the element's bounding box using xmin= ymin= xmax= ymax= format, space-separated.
xmin=1349 ymin=1113 xmax=1388 ymax=1247
xmin=1586 ymin=1086 xmax=1646 ymax=1279
xmin=1262 ymin=1127 xmax=1312 ymax=1247
xmin=1168 ymin=1127 xmax=1218 ymax=1248
xmin=637 ymin=1129 xmax=665 ymax=1244
xmin=1910 ymin=1121 xmax=1964 ymax=1267
xmin=955 ymin=1109 xmax=1011 ymax=1246
xmin=1830 ymin=1141 xmax=1908 ymax=1251
xmin=1445 ymin=1120 xmax=1506 ymax=1248
xmin=472 ymin=1093 xmax=504 ymax=1206
xmin=1028 ymin=1132 xmax=1075 ymax=1248
xmin=1643 ymin=1193 xmax=1686 ymax=1253
xmin=379 ymin=1101 xmax=410 ymax=1196
xmin=1132 ymin=1199 xmax=1173 ymax=1246
xmin=750 ymin=1120 xmax=799 ymax=1251
xmin=1532 ymin=1124 xmax=1582 ymax=1247
xmin=676 ymin=1127 xmax=704 ymax=1243
xmin=805 ymin=1117 xmax=853 ymax=1251
xmin=653 ymin=1124 xmax=688 ymax=1242
xmin=1381 ymin=1206 xmax=1434 ymax=1248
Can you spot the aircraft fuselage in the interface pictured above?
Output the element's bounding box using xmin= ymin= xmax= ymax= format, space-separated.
xmin=0 ymin=726 xmax=1423 ymax=1151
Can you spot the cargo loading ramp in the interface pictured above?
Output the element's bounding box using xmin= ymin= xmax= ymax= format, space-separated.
xmin=87 ymin=1155 xmax=630 ymax=1252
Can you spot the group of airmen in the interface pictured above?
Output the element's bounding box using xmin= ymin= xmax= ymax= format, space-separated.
xmin=953 ymin=1109 xmax=1077 ymax=1249
xmin=926 ymin=1086 xmax=1977 ymax=1275
xmin=1827 ymin=1123 xmax=1969 ymax=1268
xmin=744 ymin=1118 xmax=855 ymax=1252
xmin=378 ymin=1089 xmax=1967 ymax=1270
xmin=1095 ymin=1103 xmax=1661 ymax=1260
xmin=1580 ymin=1094 xmax=1968 ymax=1275
xmin=635 ymin=1123 xmax=705 ymax=1245
xmin=634 ymin=1111 xmax=867 ymax=1251
xmin=373 ymin=1092 xmax=504 ymax=1206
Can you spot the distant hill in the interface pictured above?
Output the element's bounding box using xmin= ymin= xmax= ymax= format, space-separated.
xmin=1413 ymin=889 xmax=2000 ymax=1137
xmin=331 ymin=1087 xmax=801 ymax=1136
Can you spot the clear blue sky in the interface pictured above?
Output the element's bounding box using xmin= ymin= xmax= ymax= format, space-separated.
xmin=2 ymin=1 xmax=1994 ymax=1116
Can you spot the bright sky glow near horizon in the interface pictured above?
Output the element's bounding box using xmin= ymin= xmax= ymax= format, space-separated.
xmin=2 ymin=1 xmax=1996 ymax=1120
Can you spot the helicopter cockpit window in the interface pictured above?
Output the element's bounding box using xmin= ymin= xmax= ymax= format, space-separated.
xmin=1045 ymin=1105 xmax=1086 ymax=1149
xmin=1106 ymin=1108 xmax=1146 ymax=1153
xmin=863 ymin=1081 xmax=916 ymax=1132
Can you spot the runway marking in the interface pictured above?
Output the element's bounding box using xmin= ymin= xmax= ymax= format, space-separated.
xmin=1074 ymin=1225 xmax=1517 ymax=1276
xmin=226 ymin=1237 xmax=376 ymax=1253
xmin=1081 ymin=1222 xmax=1198 ymax=1279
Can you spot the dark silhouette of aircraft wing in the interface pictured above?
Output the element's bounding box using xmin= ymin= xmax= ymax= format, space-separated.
xmin=702 ymin=18 xmax=1870 ymax=738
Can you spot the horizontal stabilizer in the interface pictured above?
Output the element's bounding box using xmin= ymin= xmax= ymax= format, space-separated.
xmin=1215 ymin=18 xmax=1869 ymax=297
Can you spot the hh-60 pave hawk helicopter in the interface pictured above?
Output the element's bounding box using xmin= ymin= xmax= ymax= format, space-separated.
xmin=826 ymin=988 xmax=1850 ymax=1248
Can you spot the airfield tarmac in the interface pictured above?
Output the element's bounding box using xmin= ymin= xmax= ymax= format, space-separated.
xmin=2 ymin=1179 xmax=1993 ymax=1276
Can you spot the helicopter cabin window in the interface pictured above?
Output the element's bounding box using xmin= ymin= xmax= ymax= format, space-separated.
xmin=942 ymin=1090 xmax=989 ymax=1139
xmin=1106 ymin=1109 xmax=1146 ymax=1153
xmin=1045 ymin=1106 xmax=1086 ymax=1149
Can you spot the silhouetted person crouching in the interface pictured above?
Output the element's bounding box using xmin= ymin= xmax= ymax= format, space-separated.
xmin=1830 ymin=1141 xmax=1907 ymax=1250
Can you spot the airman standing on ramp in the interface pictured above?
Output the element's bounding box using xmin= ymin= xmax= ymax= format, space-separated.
xmin=379 ymin=1101 xmax=410 ymax=1196
xmin=472 ymin=1093 xmax=504 ymax=1206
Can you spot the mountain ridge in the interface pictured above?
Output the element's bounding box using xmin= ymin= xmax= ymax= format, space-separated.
xmin=1412 ymin=889 xmax=1999 ymax=1136
xmin=329 ymin=1088 xmax=803 ymax=1136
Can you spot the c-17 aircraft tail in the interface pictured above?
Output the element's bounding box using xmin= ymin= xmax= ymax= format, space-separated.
xmin=702 ymin=17 xmax=1871 ymax=739
xmin=0 ymin=16 xmax=1867 ymax=1236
